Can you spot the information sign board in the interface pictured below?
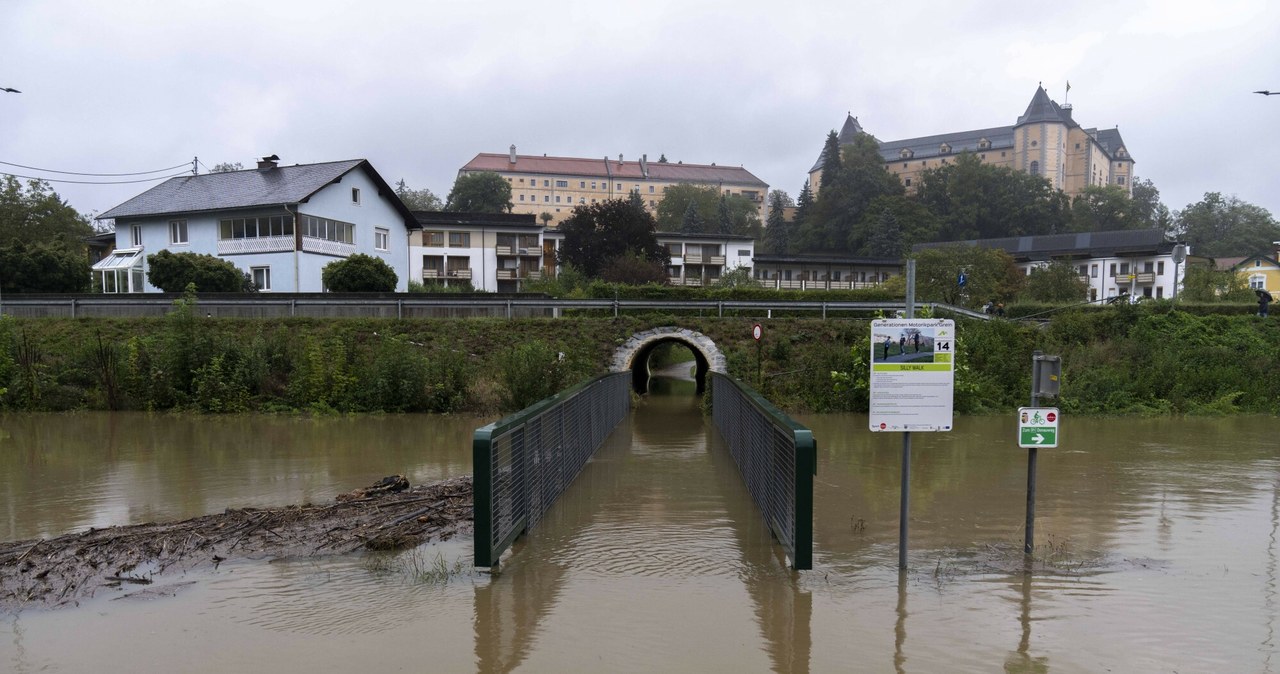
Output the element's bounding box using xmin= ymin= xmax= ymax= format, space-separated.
xmin=1018 ymin=407 xmax=1059 ymax=448
xmin=869 ymin=319 xmax=955 ymax=432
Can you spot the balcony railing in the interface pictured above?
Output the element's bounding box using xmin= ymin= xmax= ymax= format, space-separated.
xmin=301 ymin=237 xmax=355 ymax=258
xmin=217 ymin=236 xmax=295 ymax=256
xmin=708 ymin=255 xmax=725 ymax=266
xmin=496 ymin=246 xmax=514 ymax=256
xmin=447 ymin=268 xmax=473 ymax=279
xmin=423 ymin=269 xmax=441 ymax=279
xmin=1135 ymin=272 xmax=1155 ymax=284
xmin=684 ymin=254 xmax=703 ymax=264
xmin=496 ymin=269 xmax=516 ymax=280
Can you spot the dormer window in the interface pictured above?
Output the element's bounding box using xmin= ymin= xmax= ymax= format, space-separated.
xmin=978 ymin=138 xmax=991 ymax=150
xmin=939 ymin=143 xmax=951 ymax=154
xmin=900 ymin=148 xmax=913 ymax=159
xmin=1117 ymin=148 xmax=1127 ymax=158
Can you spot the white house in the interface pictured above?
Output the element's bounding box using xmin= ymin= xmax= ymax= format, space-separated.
xmin=410 ymin=212 xmax=546 ymax=292
xmin=539 ymin=230 xmax=754 ymax=287
xmin=95 ymin=156 xmax=417 ymax=292
xmin=914 ymin=229 xmax=1194 ymax=301
xmin=751 ymin=253 xmax=900 ymax=290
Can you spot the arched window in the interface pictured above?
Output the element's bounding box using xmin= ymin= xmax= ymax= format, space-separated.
xmin=1030 ymin=160 xmax=1040 ymax=176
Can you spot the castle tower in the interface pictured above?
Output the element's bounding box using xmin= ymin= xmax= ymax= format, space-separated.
xmin=1013 ymin=85 xmax=1072 ymax=191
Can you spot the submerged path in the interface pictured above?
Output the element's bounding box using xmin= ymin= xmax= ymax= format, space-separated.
xmin=0 ymin=476 xmax=473 ymax=611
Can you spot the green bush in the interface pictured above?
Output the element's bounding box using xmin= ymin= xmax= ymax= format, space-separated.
xmin=322 ymin=254 xmax=398 ymax=292
xmin=498 ymin=340 xmax=569 ymax=411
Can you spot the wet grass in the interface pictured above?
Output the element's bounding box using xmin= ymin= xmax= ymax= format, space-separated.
xmin=363 ymin=547 xmax=473 ymax=585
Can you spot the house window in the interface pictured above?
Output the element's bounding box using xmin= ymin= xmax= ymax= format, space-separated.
xmin=1001 ymin=151 xmax=1007 ymax=157
xmin=425 ymin=231 xmax=444 ymax=246
xmin=738 ymin=249 xmax=750 ymax=256
xmin=302 ymin=215 xmax=354 ymax=244
xmin=1109 ymin=263 xmax=1117 ymax=277
xmin=1119 ymin=262 xmax=1130 ymax=275
xmin=251 ymin=266 xmax=271 ymax=291
xmin=1158 ymin=261 xmax=1165 ymax=275
xmin=169 ymin=219 xmax=188 ymax=245
xmin=616 ymin=183 xmax=621 ymax=190
xmin=375 ymin=227 xmax=389 ymax=251
xmin=351 ymin=188 xmax=361 ymax=205
xmin=556 ymin=180 xmax=568 ymax=187
xmin=649 ymin=185 xmax=654 ymax=193
xmin=592 ymin=181 xmax=597 ymax=189
xmin=904 ymin=178 xmax=912 ymax=187
xmin=555 ymin=196 xmax=561 ymax=203
xmin=1075 ymin=143 xmax=1081 ymax=150
xmin=448 ymin=231 xmax=471 ymax=247
xmin=544 ymin=196 xmax=550 ymax=202
xmin=1091 ymin=264 xmax=1098 ymax=278
xmin=130 ymin=224 xmax=142 ymax=247
xmin=1031 ymin=140 xmax=1038 ymax=148
xmin=580 ymin=181 xmax=586 ymax=188
xmin=543 ymin=180 xmax=549 ymax=187
xmin=218 ymin=215 xmax=295 ymax=240
xmin=1030 ymin=161 xmax=1040 ymax=176
xmin=1117 ymin=176 xmax=1126 ymax=185
xmin=519 ymin=195 xmax=525 ymax=201
xmin=1143 ymin=261 xmax=1154 ymax=273
xmin=1250 ymin=274 xmax=1267 ymax=289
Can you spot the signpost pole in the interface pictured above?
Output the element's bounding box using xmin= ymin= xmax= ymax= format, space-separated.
xmin=899 ymin=260 xmax=916 ymax=571
xmin=1025 ymin=351 xmax=1042 ymax=555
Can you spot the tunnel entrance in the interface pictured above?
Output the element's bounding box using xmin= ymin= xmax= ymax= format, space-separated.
xmin=611 ymin=327 xmax=727 ymax=395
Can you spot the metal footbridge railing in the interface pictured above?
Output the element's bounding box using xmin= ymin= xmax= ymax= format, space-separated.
xmin=710 ymin=372 xmax=816 ymax=570
xmin=473 ymin=372 xmax=631 ymax=568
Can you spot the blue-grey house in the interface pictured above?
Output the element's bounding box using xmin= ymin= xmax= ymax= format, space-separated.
xmin=95 ymin=156 xmax=417 ymax=292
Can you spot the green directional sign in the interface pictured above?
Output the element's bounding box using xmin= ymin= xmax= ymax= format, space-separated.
xmin=1018 ymin=407 xmax=1060 ymax=448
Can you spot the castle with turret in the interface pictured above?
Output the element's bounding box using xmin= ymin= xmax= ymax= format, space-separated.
xmin=809 ymin=85 xmax=1134 ymax=200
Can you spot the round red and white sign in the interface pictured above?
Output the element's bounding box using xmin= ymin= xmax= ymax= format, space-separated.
xmin=1046 ymin=412 xmax=1056 ymax=422
xmin=752 ymin=324 xmax=763 ymax=341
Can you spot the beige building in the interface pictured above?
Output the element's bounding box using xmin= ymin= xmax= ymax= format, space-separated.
xmin=459 ymin=147 xmax=769 ymax=226
xmin=810 ymin=86 xmax=1135 ymax=200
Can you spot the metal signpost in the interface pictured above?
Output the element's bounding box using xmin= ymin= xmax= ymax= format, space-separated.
xmin=870 ymin=261 xmax=957 ymax=570
xmin=1022 ymin=351 xmax=1061 ymax=555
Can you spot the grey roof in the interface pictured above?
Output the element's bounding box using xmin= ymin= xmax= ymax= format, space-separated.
xmin=913 ymin=229 xmax=1177 ymax=260
xmin=100 ymin=159 xmax=408 ymax=221
xmin=415 ymin=211 xmax=540 ymax=229
xmin=1094 ymin=128 xmax=1133 ymax=162
xmin=877 ymin=125 xmax=1016 ymax=162
xmin=837 ymin=115 xmax=866 ymax=144
xmin=1015 ymin=86 xmax=1074 ymax=127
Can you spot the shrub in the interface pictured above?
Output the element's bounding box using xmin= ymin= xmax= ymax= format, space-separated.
xmin=322 ymin=254 xmax=398 ymax=292
xmin=146 ymin=250 xmax=254 ymax=292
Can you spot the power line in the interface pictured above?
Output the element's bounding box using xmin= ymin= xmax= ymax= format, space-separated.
xmin=0 ymin=170 xmax=193 ymax=185
xmin=0 ymin=160 xmax=192 ymax=177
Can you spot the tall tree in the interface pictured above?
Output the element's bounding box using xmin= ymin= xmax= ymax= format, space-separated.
xmin=445 ymin=171 xmax=513 ymax=213
xmin=911 ymin=245 xmax=1023 ymax=307
xmin=799 ymin=133 xmax=903 ymax=252
xmin=1069 ymin=185 xmax=1137 ymax=232
xmin=865 ymin=207 xmax=904 ymax=258
xmin=0 ymin=240 xmax=91 ymax=292
xmin=0 ymin=176 xmax=93 ymax=246
xmin=394 ymin=179 xmax=443 ymax=211
xmin=763 ymin=190 xmax=792 ymax=255
xmin=1129 ymin=177 xmax=1173 ymax=232
xmin=680 ymin=200 xmax=704 ymax=234
xmin=1173 ymin=192 xmax=1280 ymax=257
xmin=793 ymin=180 xmax=814 ymax=232
xmin=627 ymin=189 xmax=646 ymax=212
xmin=716 ymin=194 xmax=732 ymax=235
xmin=1022 ymin=261 xmax=1089 ymax=302
xmin=557 ymin=198 xmax=669 ymax=279
xmin=654 ymin=183 xmax=760 ymax=235
xmin=914 ymin=152 xmax=1068 ymax=241
xmin=1172 ymin=195 xmax=1274 ymax=260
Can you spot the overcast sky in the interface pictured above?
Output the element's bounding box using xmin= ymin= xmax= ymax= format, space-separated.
xmin=3 ymin=0 xmax=1278 ymax=226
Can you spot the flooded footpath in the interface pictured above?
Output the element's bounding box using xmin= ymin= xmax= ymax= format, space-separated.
xmin=1 ymin=392 xmax=1277 ymax=672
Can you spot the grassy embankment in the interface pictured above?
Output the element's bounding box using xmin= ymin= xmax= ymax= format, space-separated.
xmin=0 ymin=299 xmax=1277 ymax=416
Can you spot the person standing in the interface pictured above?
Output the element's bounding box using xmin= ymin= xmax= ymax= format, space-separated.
xmin=913 ymin=332 xmax=921 ymax=353
xmin=1258 ymin=288 xmax=1273 ymax=317
xmin=899 ymin=336 xmax=906 ymax=356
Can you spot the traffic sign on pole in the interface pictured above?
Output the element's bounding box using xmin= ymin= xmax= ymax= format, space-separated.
xmin=1018 ymin=407 xmax=1059 ymax=448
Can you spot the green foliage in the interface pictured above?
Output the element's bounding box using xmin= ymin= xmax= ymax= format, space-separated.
xmin=146 ymin=250 xmax=254 ymax=292
xmin=654 ymin=183 xmax=761 ymax=236
xmin=1129 ymin=178 xmax=1173 ymax=232
xmin=1173 ymin=191 xmax=1280 ymax=257
xmin=799 ymin=133 xmax=904 ymax=252
xmin=916 ymin=152 xmax=1070 ymax=242
xmin=394 ymin=179 xmax=443 ymax=211
xmin=322 ymin=254 xmax=398 ymax=292
xmin=1022 ymin=262 xmax=1089 ymax=303
xmin=0 ymin=176 xmax=93 ymax=246
xmin=911 ymin=245 xmax=1022 ymax=307
xmin=523 ymin=264 xmax=590 ymax=297
xmin=712 ymin=266 xmax=755 ymax=288
xmin=1180 ymin=263 xmax=1252 ymax=302
xmin=497 ymin=340 xmax=570 ymax=411
xmin=557 ymin=198 xmax=669 ymax=279
xmin=1068 ymin=185 xmax=1142 ymax=232
xmin=763 ymin=190 xmax=792 ymax=255
xmin=445 ymin=171 xmax=513 ymax=213
xmin=598 ymin=251 xmax=669 ymax=285
xmin=0 ymin=239 xmax=91 ymax=292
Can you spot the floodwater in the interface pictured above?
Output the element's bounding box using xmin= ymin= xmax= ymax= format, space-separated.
xmin=1 ymin=387 xmax=1278 ymax=673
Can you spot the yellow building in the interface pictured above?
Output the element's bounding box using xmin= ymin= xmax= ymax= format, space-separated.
xmin=459 ymin=147 xmax=768 ymax=226
xmin=1229 ymin=243 xmax=1280 ymax=293
xmin=810 ymin=86 xmax=1135 ymax=200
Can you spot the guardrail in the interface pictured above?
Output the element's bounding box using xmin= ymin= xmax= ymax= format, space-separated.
xmin=473 ymin=372 xmax=631 ymax=568
xmin=710 ymin=372 xmax=815 ymax=570
xmin=0 ymin=295 xmax=991 ymax=321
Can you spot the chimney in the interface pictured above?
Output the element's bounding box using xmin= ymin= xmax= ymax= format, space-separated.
xmin=640 ymin=154 xmax=648 ymax=178
xmin=618 ymin=153 xmax=624 ymax=165
xmin=257 ymin=154 xmax=279 ymax=171
xmin=1061 ymin=103 xmax=1073 ymax=120
xmin=509 ymin=145 xmax=517 ymax=164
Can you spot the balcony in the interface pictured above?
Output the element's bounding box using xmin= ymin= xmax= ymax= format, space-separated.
xmin=708 ymin=255 xmax=725 ymax=266
xmin=447 ymin=268 xmax=473 ymax=280
xmin=1135 ymin=272 xmax=1155 ymax=284
xmin=496 ymin=269 xmax=515 ymax=280
xmin=422 ymin=269 xmax=440 ymax=279
xmin=301 ymin=237 xmax=355 ymax=258
xmin=217 ymin=236 xmax=295 ymax=256
xmin=496 ymin=246 xmax=514 ymax=256
xmin=684 ymin=254 xmax=703 ymax=264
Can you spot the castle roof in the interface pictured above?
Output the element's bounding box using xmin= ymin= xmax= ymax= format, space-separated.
xmin=461 ymin=153 xmax=767 ymax=187
xmin=1015 ymin=86 xmax=1075 ymax=127
xmin=1095 ymin=128 xmax=1134 ymax=162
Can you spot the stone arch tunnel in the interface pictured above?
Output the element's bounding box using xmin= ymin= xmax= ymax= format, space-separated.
xmin=611 ymin=327 xmax=727 ymax=395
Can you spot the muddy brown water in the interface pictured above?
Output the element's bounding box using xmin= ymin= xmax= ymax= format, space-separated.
xmin=1 ymin=384 xmax=1277 ymax=673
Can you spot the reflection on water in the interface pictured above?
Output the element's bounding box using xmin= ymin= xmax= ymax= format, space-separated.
xmin=2 ymin=403 xmax=1280 ymax=672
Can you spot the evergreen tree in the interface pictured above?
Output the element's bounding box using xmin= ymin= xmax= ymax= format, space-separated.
xmin=717 ymin=194 xmax=733 ymax=234
xmin=628 ymin=189 xmax=646 ymax=212
xmin=794 ymin=180 xmax=814 ymax=231
xmin=866 ymin=208 xmax=903 ymax=258
xmin=764 ymin=191 xmax=791 ymax=255
xmin=817 ymin=130 xmax=843 ymax=189
xmin=799 ymin=132 xmax=902 ymax=253
xmin=558 ymin=198 xmax=668 ymax=279
xmin=680 ymin=200 xmax=704 ymax=234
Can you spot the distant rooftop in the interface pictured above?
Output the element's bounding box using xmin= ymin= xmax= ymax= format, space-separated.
xmin=461 ymin=153 xmax=767 ymax=187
